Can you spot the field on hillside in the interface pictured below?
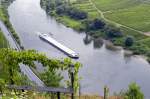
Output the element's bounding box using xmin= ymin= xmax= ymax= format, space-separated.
xmin=73 ymin=0 xmax=150 ymax=33
xmin=104 ymin=4 xmax=150 ymax=32
xmin=72 ymin=0 xmax=100 ymax=19
xmin=92 ymin=0 xmax=142 ymax=11
xmin=91 ymin=0 xmax=150 ymax=33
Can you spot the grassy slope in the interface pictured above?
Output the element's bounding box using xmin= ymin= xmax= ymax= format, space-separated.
xmin=0 ymin=8 xmax=8 ymax=48
xmin=56 ymin=15 xmax=83 ymax=30
xmin=105 ymin=4 xmax=150 ymax=32
xmin=0 ymin=7 xmax=6 ymax=21
xmin=72 ymin=0 xmax=148 ymax=38
xmin=73 ymin=0 xmax=100 ymax=19
xmin=0 ymin=3 xmax=21 ymax=46
xmin=91 ymin=0 xmax=150 ymax=32
xmin=92 ymin=0 xmax=141 ymax=11
xmin=0 ymin=30 xmax=7 ymax=48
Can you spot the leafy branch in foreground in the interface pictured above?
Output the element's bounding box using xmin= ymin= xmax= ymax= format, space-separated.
xmin=0 ymin=48 xmax=81 ymax=93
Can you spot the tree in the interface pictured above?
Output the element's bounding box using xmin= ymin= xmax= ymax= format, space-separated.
xmin=0 ymin=79 xmax=5 ymax=94
xmin=56 ymin=5 xmax=66 ymax=15
xmin=125 ymin=36 xmax=134 ymax=47
xmin=0 ymin=48 xmax=81 ymax=93
xmin=124 ymin=83 xmax=144 ymax=99
xmin=89 ymin=19 xmax=105 ymax=30
xmin=40 ymin=71 xmax=63 ymax=87
xmin=55 ymin=0 xmax=63 ymax=6
xmin=105 ymin=26 xmax=123 ymax=38
xmin=67 ymin=8 xmax=88 ymax=20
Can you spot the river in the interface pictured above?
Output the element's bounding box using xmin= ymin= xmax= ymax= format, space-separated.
xmin=8 ymin=0 xmax=150 ymax=98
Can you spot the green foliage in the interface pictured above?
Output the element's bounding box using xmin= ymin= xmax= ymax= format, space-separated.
xmin=0 ymin=4 xmax=21 ymax=46
xmin=125 ymin=36 xmax=134 ymax=47
xmin=124 ymin=83 xmax=144 ymax=99
xmin=0 ymin=48 xmax=81 ymax=93
xmin=0 ymin=78 xmax=5 ymax=93
xmin=92 ymin=0 xmax=142 ymax=11
xmin=66 ymin=7 xmax=88 ymax=20
xmin=0 ymin=29 xmax=8 ymax=48
xmin=40 ymin=71 xmax=63 ymax=87
xmin=85 ymin=18 xmax=106 ymax=31
xmin=105 ymin=25 xmax=123 ymax=38
xmin=57 ymin=16 xmax=82 ymax=30
xmin=129 ymin=38 xmax=150 ymax=55
xmin=104 ymin=4 xmax=150 ymax=32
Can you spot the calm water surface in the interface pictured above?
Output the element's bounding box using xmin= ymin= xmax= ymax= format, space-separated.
xmin=8 ymin=0 xmax=150 ymax=98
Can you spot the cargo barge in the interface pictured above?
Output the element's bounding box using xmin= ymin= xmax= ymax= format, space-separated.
xmin=38 ymin=32 xmax=79 ymax=59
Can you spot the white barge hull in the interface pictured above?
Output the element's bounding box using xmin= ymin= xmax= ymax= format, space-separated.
xmin=38 ymin=32 xmax=79 ymax=58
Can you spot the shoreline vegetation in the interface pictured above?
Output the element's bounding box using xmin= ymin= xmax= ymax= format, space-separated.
xmin=0 ymin=29 xmax=8 ymax=48
xmin=0 ymin=0 xmax=22 ymax=48
xmin=40 ymin=0 xmax=150 ymax=63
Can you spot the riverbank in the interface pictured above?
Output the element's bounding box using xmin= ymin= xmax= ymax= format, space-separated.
xmin=40 ymin=0 xmax=150 ymax=63
xmin=0 ymin=0 xmax=21 ymax=47
xmin=0 ymin=29 xmax=7 ymax=48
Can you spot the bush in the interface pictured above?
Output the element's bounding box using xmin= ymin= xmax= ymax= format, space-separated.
xmin=124 ymin=83 xmax=144 ymax=99
xmin=67 ymin=8 xmax=88 ymax=20
xmin=55 ymin=0 xmax=63 ymax=6
xmin=56 ymin=5 xmax=66 ymax=15
xmin=125 ymin=36 xmax=134 ymax=46
xmin=89 ymin=18 xmax=105 ymax=30
xmin=105 ymin=26 xmax=123 ymax=38
xmin=40 ymin=71 xmax=63 ymax=87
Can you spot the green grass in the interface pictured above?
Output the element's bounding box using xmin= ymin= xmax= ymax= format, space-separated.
xmin=121 ymin=26 xmax=147 ymax=40
xmin=56 ymin=15 xmax=82 ymax=30
xmin=104 ymin=4 xmax=150 ymax=32
xmin=88 ymin=0 xmax=150 ymax=33
xmin=72 ymin=0 xmax=100 ymax=19
xmin=92 ymin=0 xmax=142 ymax=11
xmin=0 ymin=7 xmax=6 ymax=21
xmin=0 ymin=7 xmax=21 ymax=46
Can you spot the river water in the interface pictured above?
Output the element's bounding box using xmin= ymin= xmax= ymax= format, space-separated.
xmin=8 ymin=0 xmax=150 ymax=98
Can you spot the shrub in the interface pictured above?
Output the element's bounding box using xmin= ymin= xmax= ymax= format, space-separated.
xmin=67 ymin=8 xmax=88 ymax=20
xmin=40 ymin=71 xmax=63 ymax=87
xmin=89 ymin=18 xmax=105 ymax=30
xmin=55 ymin=0 xmax=63 ymax=6
xmin=124 ymin=83 xmax=144 ymax=99
xmin=56 ymin=5 xmax=66 ymax=15
xmin=105 ymin=26 xmax=123 ymax=38
xmin=125 ymin=36 xmax=134 ymax=46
